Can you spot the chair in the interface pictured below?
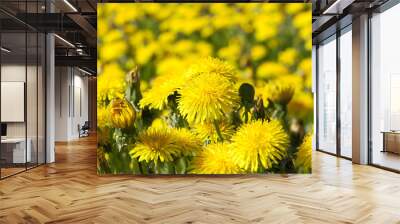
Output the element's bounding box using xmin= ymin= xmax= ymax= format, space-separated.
xmin=79 ymin=121 xmax=90 ymax=138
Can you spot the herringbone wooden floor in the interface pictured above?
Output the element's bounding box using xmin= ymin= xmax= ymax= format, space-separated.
xmin=1 ymin=135 xmax=400 ymax=224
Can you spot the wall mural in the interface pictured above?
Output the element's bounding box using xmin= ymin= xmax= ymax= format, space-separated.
xmin=97 ymin=3 xmax=313 ymax=175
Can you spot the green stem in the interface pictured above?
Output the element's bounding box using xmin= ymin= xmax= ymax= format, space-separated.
xmin=154 ymin=161 xmax=160 ymax=174
xmin=244 ymin=108 xmax=249 ymax=123
xmin=213 ymin=120 xmax=224 ymax=142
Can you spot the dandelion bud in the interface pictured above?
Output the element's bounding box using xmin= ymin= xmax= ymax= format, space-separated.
xmin=126 ymin=66 xmax=140 ymax=85
xmin=126 ymin=66 xmax=142 ymax=105
xmin=239 ymin=83 xmax=255 ymax=109
xmin=268 ymin=83 xmax=295 ymax=105
xmin=110 ymin=98 xmax=136 ymax=129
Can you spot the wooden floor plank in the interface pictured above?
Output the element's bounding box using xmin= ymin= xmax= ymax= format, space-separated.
xmin=0 ymin=135 xmax=400 ymax=224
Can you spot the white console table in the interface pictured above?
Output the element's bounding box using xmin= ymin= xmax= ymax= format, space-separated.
xmin=1 ymin=138 xmax=31 ymax=163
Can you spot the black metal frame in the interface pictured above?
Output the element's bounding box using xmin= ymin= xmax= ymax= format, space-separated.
xmin=0 ymin=0 xmax=47 ymax=180
xmin=336 ymin=23 xmax=341 ymax=158
xmin=366 ymin=0 xmax=400 ymax=172
xmin=315 ymin=0 xmax=400 ymax=172
xmin=315 ymin=20 xmax=353 ymax=162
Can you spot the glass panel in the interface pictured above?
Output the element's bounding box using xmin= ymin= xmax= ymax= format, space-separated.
xmin=0 ymin=0 xmax=46 ymax=178
xmin=339 ymin=27 xmax=352 ymax=158
xmin=371 ymin=4 xmax=400 ymax=171
xmin=38 ymin=32 xmax=45 ymax=165
xmin=27 ymin=30 xmax=38 ymax=169
xmin=317 ymin=35 xmax=337 ymax=154
xmin=25 ymin=0 xmax=39 ymax=169
xmin=1 ymin=30 xmax=27 ymax=177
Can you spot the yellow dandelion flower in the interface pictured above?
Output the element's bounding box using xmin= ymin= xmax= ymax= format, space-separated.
xmin=184 ymin=57 xmax=237 ymax=82
xmin=195 ymin=41 xmax=213 ymax=57
xmin=193 ymin=121 xmax=235 ymax=143
xmin=285 ymin=4 xmax=305 ymax=15
xmin=270 ymin=84 xmax=295 ymax=105
xmin=135 ymin=42 xmax=158 ymax=65
xmin=97 ymin=63 xmax=126 ymax=103
xmin=178 ymin=74 xmax=239 ymax=124
xmin=218 ymin=44 xmax=241 ymax=63
xmin=259 ymin=82 xmax=295 ymax=105
xmin=250 ymin=45 xmax=267 ymax=61
xmin=173 ymin=128 xmax=202 ymax=157
xmin=230 ymin=120 xmax=290 ymax=172
xmin=278 ymin=48 xmax=298 ymax=66
xmin=99 ymin=31 xmax=127 ymax=62
xmin=130 ymin=126 xmax=201 ymax=164
xmin=139 ymin=73 xmax=187 ymax=110
xmin=256 ymin=62 xmax=289 ymax=79
xmin=295 ymin=134 xmax=312 ymax=173
xmin=109 ymin=98 xmax=136 ymax=129
xmin=130 ymin=127 xmax=180 ymax=164
xmin=190 ymin=143 xmax=242 ymax=174
xmin=299 ymin=58 xmax=312 ymax=88
xmin=151 ymin=118 xmax=168 ymax=129
xmin=157 ymin=57 xmax=190 ymax=77
xmin=274 ymin=74 xmax=303 ymax=91
xmin=288 ymin=92 xmax=313 ymax=121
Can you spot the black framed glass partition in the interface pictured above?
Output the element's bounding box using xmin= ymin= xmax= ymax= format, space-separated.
xmin=317 ymin=34 xmax=337 ymax=155
xmin=370 ymin=2 xmax=400 ymax=172
xmin=315 ymin=0 xmax=400 ymax=172
xmin=339 ymin=25 xmax=352 ymax=159
xmin=315 ymin=23 xmax=353 ymax=159
xmin=0 ymin=0 xmax=46 ymax=179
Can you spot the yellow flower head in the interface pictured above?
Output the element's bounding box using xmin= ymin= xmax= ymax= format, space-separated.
xmin=99 ymin=30 xmax=127 ymax=62
xmin=130 ymin=127 xmax=180 ymax=164
xmin=260 ymin=82 xmax=295 ymax=105
xmin=173 ymin=128 xmax=203 ymax=157
xmin=295 ymin=134 xmax=312 ymax=173
xmin=270 ymin=84 xmax=295 ymax=105
xmin=190 ymin=143 xmax=242 ymax=174
xmin=250 ymin=45 xmax=267 ymax=61
xmin=139 ymin=73 xmax=187 ymax=110
xmin=184 ymin=57 xmax=237 ymax=82
xmin=130 ymin=126 xmax=201 ymax=164
xmin=193 ymin=120 xmax=235 ymax=143
xmin=109 ymin=98 xmax=136 ymax=129
xmin=150 ymin=118 xmax=168 ymax=129
xmin=278 ymin=48 xmax=298 ymax=66
xmin=256 ymin=62 xmax=289 ymax=79
xmin=178 ymin=74 xmax=239 ymax=124
xmin=97 ymin=63 xmax=126 ymax=103
xmin=288 ymin=92 xmax=313 ymax=121
xmin=218 ymin=44 xmax=241 ymax=63
xmin=230 ymin=120 xmax=290 ymax=172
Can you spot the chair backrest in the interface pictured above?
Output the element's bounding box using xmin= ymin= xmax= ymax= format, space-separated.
xmin=82 ymin=121 xmax=90 ymax=129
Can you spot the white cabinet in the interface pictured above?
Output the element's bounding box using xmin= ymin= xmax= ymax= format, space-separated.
xmin=1 ymin=138 xmax=32 ymax=163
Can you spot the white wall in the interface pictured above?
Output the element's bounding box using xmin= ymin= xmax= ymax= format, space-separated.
xmin=55 ymin=67 xmax=89 ymax=141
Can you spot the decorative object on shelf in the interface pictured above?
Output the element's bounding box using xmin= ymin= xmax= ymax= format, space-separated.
xmin=381 ymin=131 xmax=400 ymax=154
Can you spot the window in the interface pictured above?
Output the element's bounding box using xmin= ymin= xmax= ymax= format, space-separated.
xmin=317 ymin=35 xmax=337 ymax=154
xmin=370 ymin=3 xmax=400 ymax=171
xmin=339 ymin=27 xmax=352 ymax=158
